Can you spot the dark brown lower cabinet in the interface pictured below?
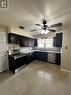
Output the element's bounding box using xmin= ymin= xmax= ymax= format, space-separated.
xmin=8 ymin=53 xmax=34 ymax=73
xmin=55 ymin=53 xmax=61 ymax=65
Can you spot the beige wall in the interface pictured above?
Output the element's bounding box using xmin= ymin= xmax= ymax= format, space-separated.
xmin=0 ymin=25 xmax=7 ymax=32
xmin=61 ymin=26 xmax=71 ymax=72
xmin=10 ymin=26 xmax=33 ymax=38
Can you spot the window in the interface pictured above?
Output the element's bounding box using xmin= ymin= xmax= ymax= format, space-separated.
xmin=37 ymin=38 xmax=44 ymax=48
xmin=45 ymin=38 xmax=53 ymax=48
xmin=37 ymin=38 xmax=53 ymax=48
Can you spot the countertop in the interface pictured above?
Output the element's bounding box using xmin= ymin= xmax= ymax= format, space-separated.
xmin=22 ymin=50 xmax=61 ymax=54
xmin=33 ymin=50 xmax=61 ymax=54
xmin=9 ymin=50 xmax=61 ymax=55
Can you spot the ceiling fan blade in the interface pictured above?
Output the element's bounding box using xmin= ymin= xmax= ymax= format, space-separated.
xmin=48 ymin=29 xmax=56 ymax=32
xmin=30 ymin=28 xmax=42 ymax=31
xmin=50 ymin=23 xmax=62 ymax=27
xmin=30 ymin=29 xmax=37 ymax=32
xmin=35 ymin=24 xmax=41 ymax=27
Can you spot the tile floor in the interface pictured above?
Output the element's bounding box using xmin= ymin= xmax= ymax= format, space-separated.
xmin=0 ymin=60 xmax=71 ymax=95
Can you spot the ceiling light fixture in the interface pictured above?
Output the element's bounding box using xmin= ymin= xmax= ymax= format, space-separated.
xmin=41 ymin=30 xmax=45 ymax=34
xmin=41 ymin=30 xmax=49 ymax=34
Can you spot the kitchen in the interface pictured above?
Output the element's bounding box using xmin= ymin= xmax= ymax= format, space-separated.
xmin=7 ymin=29 xmax=62 ymax=73
xmin=0 ymin=0 xmax=71 ymax=95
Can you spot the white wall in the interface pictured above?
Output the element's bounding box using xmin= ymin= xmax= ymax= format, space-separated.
xmin=61 ymin=26 xmax=71 ymax=72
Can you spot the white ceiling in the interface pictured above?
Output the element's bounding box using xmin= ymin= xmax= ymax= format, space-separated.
xmin=0 ymin=0 xmax=71 ymax=34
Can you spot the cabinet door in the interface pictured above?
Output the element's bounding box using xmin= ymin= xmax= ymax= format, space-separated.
xmin=33 ymin=52 xmax=40 ymax=60
xmin=34 ymin=51 xmax=47 ymax=62
xmin=28 ymin=38 xmax=32 ymax=47
xmin=19 ymin=36 xmax=23 ymax=47
xmin=8 ymin=33 xmax=19 ymax=44
xmin=28 ymin=38 xmax=36 ymax=47
xmin=27 ymin=38 xmax=37 ymax=47
xmin=23 ymin=37 xmax=28 ymax=47
xmin=40 ymin=52 xmax=47 ymax=62
xmin=34 ymin=39 xmax=37 ymax=46
xmin=53 ymin=37 xmax=56 ymax=47
xmin=8 ymin=56 xmax=16 ymax=73
xmin=19 ymin=36 xmax=28 ymax=47
xmin=8 ymin=33 xmax=15 ymax=43
xmin=28 ymin=38 xmax=37 ymax=47
xmin=56 ymin=33 xmax=63 ymax=47
xmin=31 ymin=39 xmax=34 ymax=47
xmin=55 ymin=53 xmax=61 ymax=65
xmin=26 ymin=53 xmax=34 ymax=64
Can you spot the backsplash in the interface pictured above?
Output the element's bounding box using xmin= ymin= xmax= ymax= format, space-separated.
xmin=8 ymin=44 xmax=20 ymax=55
xmin=8 ymin=44 xmax=20 ymax=50
xmin=20 ymin=47 xmax=33 ymax=53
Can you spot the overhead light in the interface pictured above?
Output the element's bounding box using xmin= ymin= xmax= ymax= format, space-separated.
xmin=41 ymin=30 xmax=45 ymax=34
xmin=41 ymin=30 xmax=49 ymax=34
xmin=45 ymin=30 xmax=49 ymax=34
xmin=0 ymin=0 xmax=7 ymax=8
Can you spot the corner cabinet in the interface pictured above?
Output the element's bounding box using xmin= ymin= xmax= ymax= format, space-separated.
xmin=53 ymin=33 xmax=63 ymax=47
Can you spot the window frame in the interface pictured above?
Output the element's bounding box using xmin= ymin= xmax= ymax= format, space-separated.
xmin=37 ymin=38 xmax=53 ymax=48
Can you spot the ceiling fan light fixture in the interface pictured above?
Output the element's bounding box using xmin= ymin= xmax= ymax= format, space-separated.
xmin=41 ymin=30 xmax=45 ymax=34
xmin=41 ymin=30 xmax=49 ymax=35
xmin=46 ymin=30 xmax=49 ymax=33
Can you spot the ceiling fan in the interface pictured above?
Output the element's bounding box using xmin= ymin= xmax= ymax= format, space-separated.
xmin=31 ymin=20 xmax=62 ymax=34
xmin=19 ymin=19 xmax=62 ymax=34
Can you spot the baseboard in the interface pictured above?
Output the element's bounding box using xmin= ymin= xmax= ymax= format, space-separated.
xmin=61 ymin=69 xmax=71 ymax=73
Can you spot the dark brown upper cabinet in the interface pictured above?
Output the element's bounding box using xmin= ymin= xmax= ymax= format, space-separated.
xmin=53 ymin=33 xmax=63 ymax=47
xmin=8 ymin=33 xmax=37 ymax=47
xmin=8 ymin=33 xmax=19 ymax=44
